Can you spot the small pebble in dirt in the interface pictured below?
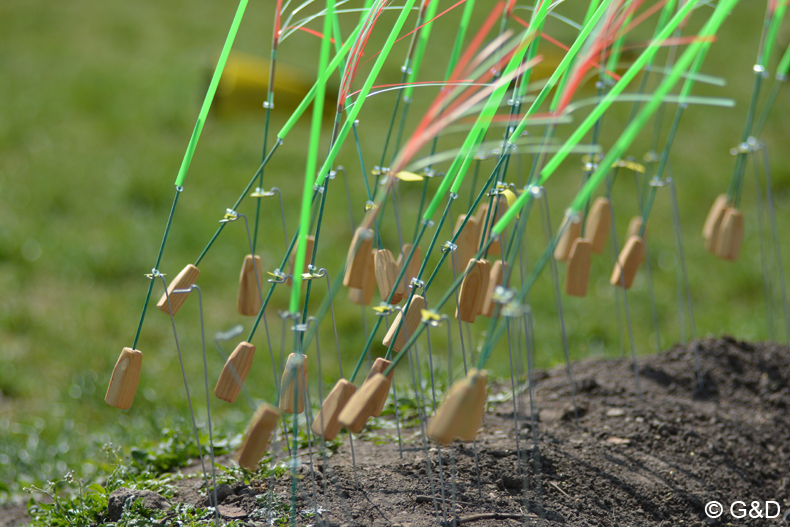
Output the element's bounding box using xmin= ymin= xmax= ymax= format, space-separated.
xmin=107 ymin=488 xmax=170 ymax=521
xmin=606 ymin=408 xmax=625 ymax=417
xmin=204 ymin=483 xmax=234 ymax=506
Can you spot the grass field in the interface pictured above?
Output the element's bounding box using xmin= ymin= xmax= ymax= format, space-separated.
xmin=1 ymin=0 xmax=789 ymax=505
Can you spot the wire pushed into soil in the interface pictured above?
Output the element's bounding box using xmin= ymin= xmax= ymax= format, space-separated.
xmin=7 ymin=337 xmax=790 ymax=526
xmin=168 ymin=336 xmax=790 ymax=526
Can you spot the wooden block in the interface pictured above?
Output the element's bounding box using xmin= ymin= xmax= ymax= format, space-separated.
xmin=156 ymin=264 xmax=200 ymax=315
xmin=457 ymin=370 xmax=488 ymax=441
xmin=477 ymin=196 xmax=508 ymax=256
xmin=312 ymin=379 xmax=357 ymax=440
xmin=105 ymin=347 xmax=143 ymax=410
xmin=427 ymin=369 xmax=488 ymax=444
xmin=382 ymin=295 xmax=425 ymax=352
xmin=475 ymin=260 xmax=491 ymax=315
xmin=397 ymin=244 xmax=422 ymax=292
xmin=236 ymin=403 xmax=281 ymax=470
xmin=343 ymin=228 xmax=374 ymax=289
xmin=585 ymin=197 xmax=611 ymax=254
xmin=703 ymin=194 xmax=730 ymax=253
xmin=215 ymin=341 xmax=255 ymax=403
xmin=480 ymin=260 xmax=506 ymax=317
xmin=452 ymin=215 xmax=480 ymax=275
xmin=626 ymin=216 xmax=647 ymax=241
xmin=714 ymin=208 xmax=744 ymax=261
xmin=348 ymin=250 xmax=376 ymax=306
xmin=375 ymin=249 xmax=405 ymax=304
xmin=364 ymin=358 xmax=395 ymax=417
xmin=455 ymin=260 xmax=485 ymax=323
xmin=237 ymin=255 xmax=262 ymax=316
xmin=610 ymin=236 xmax=644 ymax=290
xmin=554 ymin=213 xmax=582 ymax=262
xmin=338 ymin=373 xmax=390 ymax=433
xmin=279 ymin=353 xmax=308 ymax=414
xmin=565 ymin=239 xmax=592 ymax=297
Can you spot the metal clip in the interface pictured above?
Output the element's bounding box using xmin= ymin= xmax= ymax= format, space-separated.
xmin=420 ymin=309 xmax=443 ymax=326
xmin=251 ymin=187 xmax=276 ymax=198
xmin=372 ymin=304 xmax=398 ymax=317
xmin=441 ymin=241 xmax=457 ymax=253
xmin=144 ymin=268 xmax=164 ymax=279
xmin=220 ymin=209 xmax=239 ymax=222
xmin=409 ymin=277 xmax=425 ymax=290
xmin=267 ymin=269 xmax=289 ymax=284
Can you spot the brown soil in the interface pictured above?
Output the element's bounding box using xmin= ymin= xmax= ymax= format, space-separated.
xmin=6 ymin=337 xmax=790 ymax=526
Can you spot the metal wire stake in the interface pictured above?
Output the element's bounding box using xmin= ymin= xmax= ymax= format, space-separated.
xmin=605 ymin=183 xmax=642 ymax=398
xmin=523 ymin=309 xmax=545 ymax=525
xmin=233 ymin=212 xmax=280 ymax=397
xmin=537 ymin=190 xmax=578 ymax=424
xmin=157 ymin=275 xmax=213 ymax=524
xmin=401 ymin=317 xmax=444 ymax=524
xmin=759 ymin=145 xmax=790 ymax=345
xmin=751 ymin=151 xmax=776 ymax=340
xmin=181 ymin=285 xmax=219 ymax=527
xmin=666 ymin=168 xmax=703 ymax=392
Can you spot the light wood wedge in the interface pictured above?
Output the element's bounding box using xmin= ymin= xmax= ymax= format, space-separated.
xmin=364 ymin=358 xmax=394 ymax=417
xmin=481 ymin=261 xmax=506 ymax=317
xmin=585 ymin=197 xmax=611 ymax=254
xmin=610 ymin=236 xmax=644 ymax=290
xmin=375 ymin=249 xmax=405 ymax=304
xmin=703 ymin=194 xmax=730 ymax=253
xmin=554 ymin=213 xmax=582 ymax=262
xmin=105 ymin=347 xmax=143 ymax=410
xmin=343 ymin=228 xmax=374 ymax=289
xmin=279 ymin=353 xmax=308 ymax=414
xmin=383 ymin=295 xmax=425 ymax=352
xmin=452 ymin=215 xmax=480 ymax=275
xmin=565 ymin=239 xmax=592 ymax=297
xmin=427 ymin=369 xmax=488 ymax=444
xmin=237 ymin=255 xmax=263 ymax=316
xmin=477 ymin=196 xmax=508 ymax=256
xmin=157 ymin=264 xmax=200 ymax=315
xmin=397 ymin=244 xmax=422 ymax=292
xmin=714 ymin=208 xmax=744 ymax=261
xmin=348 ymin=250 xmax=376 ymax=306
xmin=312 ymin=379 xmax=357 ymax=440
xmin=215 ymin=341 xmax=255 ymax=403
xmin=338 ymin=373 xmax=390 ymax=433
xmin=626 ymin=216 xmax=647 ymax=240
xmin=236 ymin=403 xmax=280 ymax=470
xmin=456 ymin=259 xmax=483 ymax=323
xmin=475 ymin=260 xmax=491 ymax=315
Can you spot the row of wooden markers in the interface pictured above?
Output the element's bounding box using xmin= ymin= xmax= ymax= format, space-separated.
xmin=103 ymin=189 xmax=744 ymax=470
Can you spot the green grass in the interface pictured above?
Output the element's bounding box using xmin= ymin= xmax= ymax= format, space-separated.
xmin=1 ymin=0 xmax=790 ymax=512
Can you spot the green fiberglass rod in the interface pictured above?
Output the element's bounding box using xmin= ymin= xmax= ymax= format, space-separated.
xmin=537 ymin=0 xmax=700 ymax=179
xmin=290 ymin=0 xmax=335 ymax=314
xmin=508 ymin=0 xmax=614 ymax=148
xmin=474 ymin=0 xmax=739 ymax=371
xmin=419 ymin=3 xmax=552 ymax=221
xmin=495 ymin=0 xmax=701 ymax=234
xmin=174 ymin=0 xmax=249 ymax=187
xmin=403 ymin=0 xmax=442 ymax=102
xmin=313 ymin=0 xmax=419 ymax=188
xmin=277 ymin=15 xmax=368 ymax=140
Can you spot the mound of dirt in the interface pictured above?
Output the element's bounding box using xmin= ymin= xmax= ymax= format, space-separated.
xmin=187 ymin=337 xmax=790 ymax=526
xmin=8 ymin=337 xmax=790 ymax=526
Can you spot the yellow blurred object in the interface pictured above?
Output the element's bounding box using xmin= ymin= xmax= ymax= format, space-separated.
xmin=210 ymin=51 xmax=337 ymax=117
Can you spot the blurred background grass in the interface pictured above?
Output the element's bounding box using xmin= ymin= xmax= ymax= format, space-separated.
xmin=1 ymin=0 xmax=789 ymax=501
